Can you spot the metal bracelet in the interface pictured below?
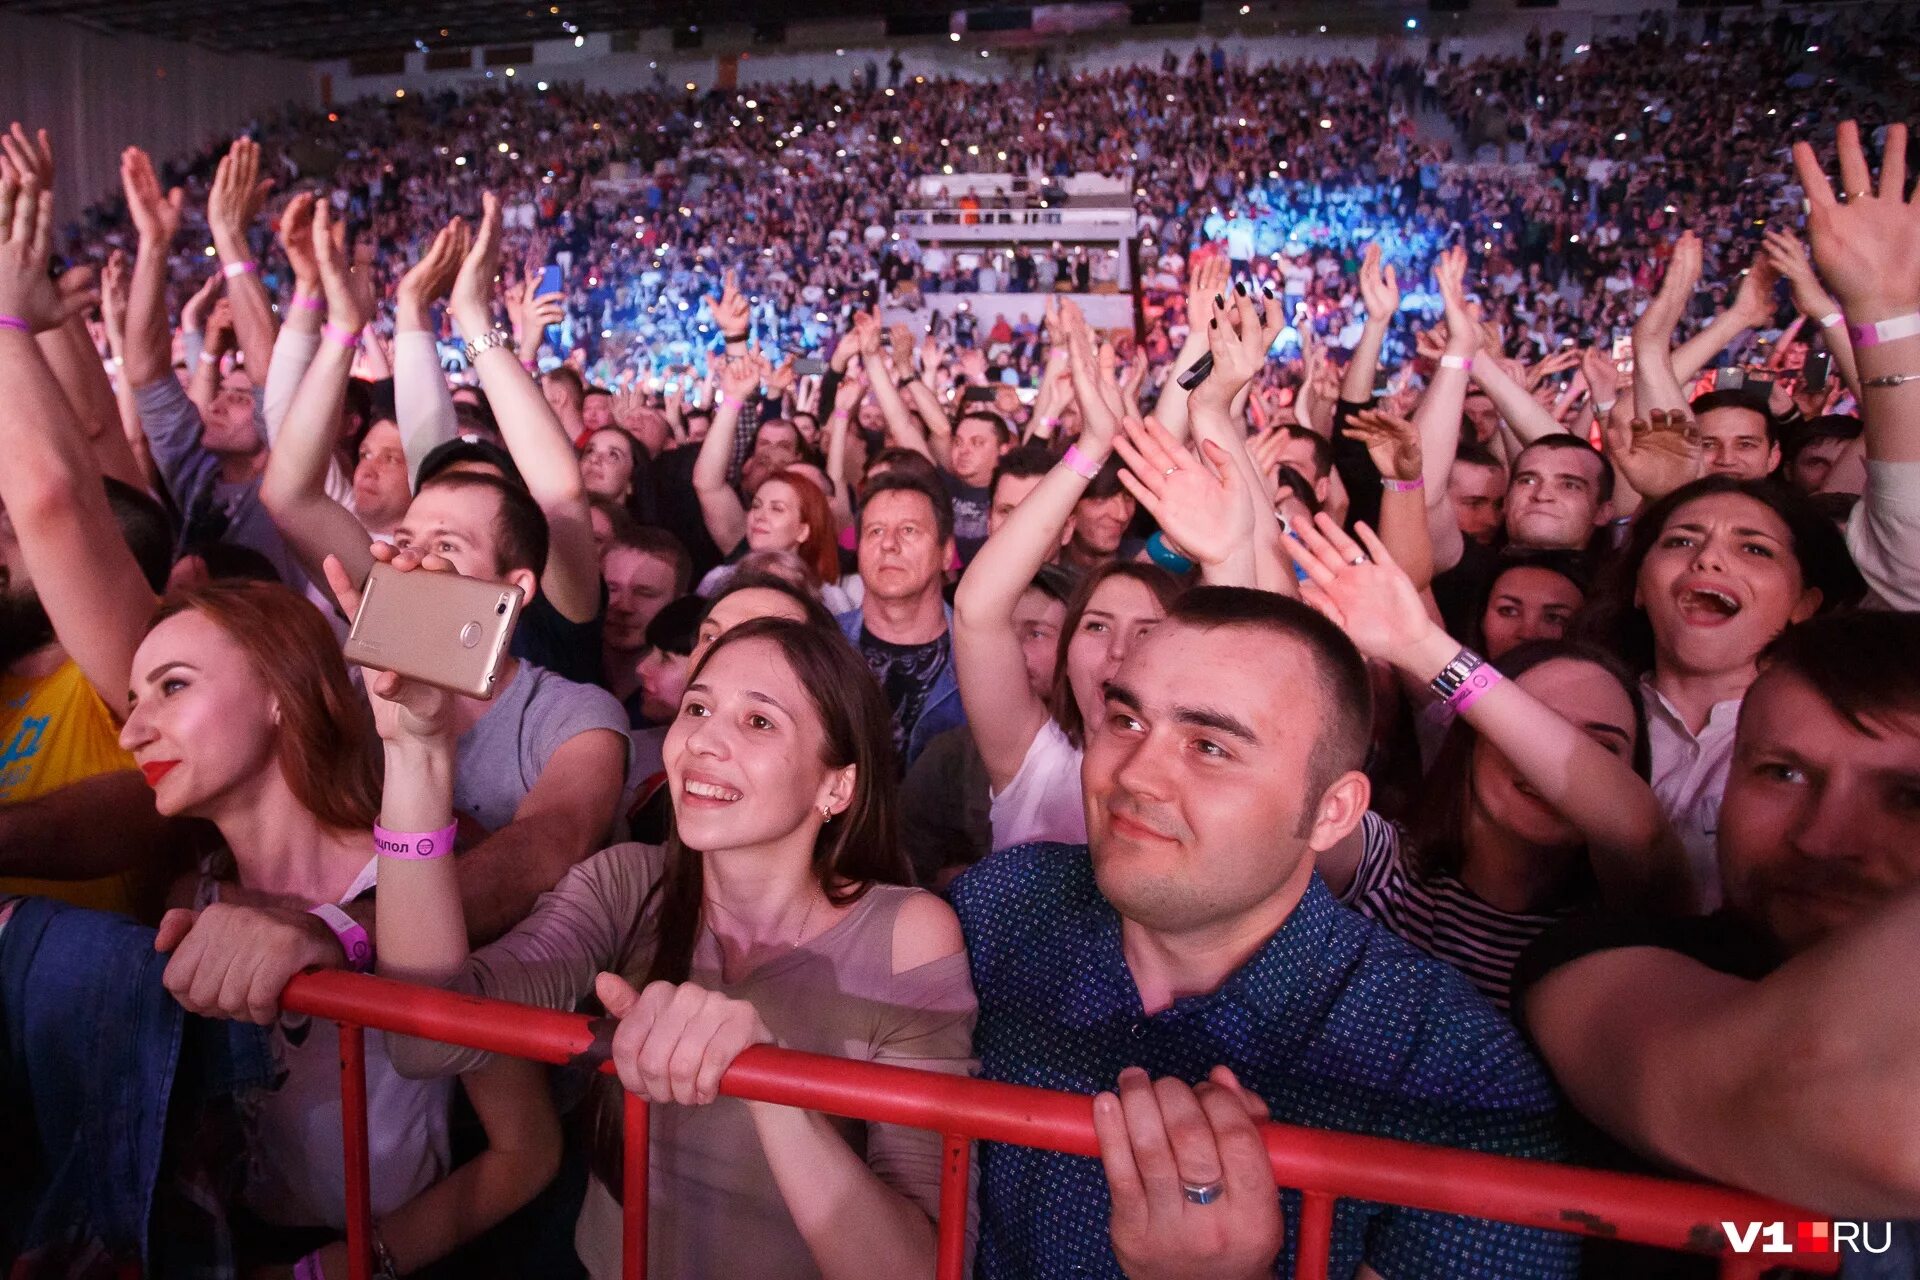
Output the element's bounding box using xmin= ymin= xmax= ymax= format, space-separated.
xmin=1864 ymin=372 xmax=1920 ymax=388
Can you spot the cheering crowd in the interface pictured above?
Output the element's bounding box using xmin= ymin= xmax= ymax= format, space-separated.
xmin=5 ymin=14 xmax=1920 ymax=1280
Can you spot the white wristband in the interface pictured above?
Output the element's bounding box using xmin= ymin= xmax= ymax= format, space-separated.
xmin=1817 ymin=311 xmax=1844 ymax=330
xmin=1849 ymin=312 xmax=1920 ymax=348
xmin=1439 ymin=354 xmax=1473 ymax=372
xmin=1594 ymin=399 xmax=1616 ymax=416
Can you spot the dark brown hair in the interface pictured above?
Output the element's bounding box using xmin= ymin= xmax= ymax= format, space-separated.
xmin=148 ymin=581 xmax=380 ymax=832
xmin=1405 ymin=640 xmax=1649 ymax=896
xmin=588 ymin=617 xmax=905 ymax=1190
xmin=1051 ymin=561 xmax=1184 ymax=748
xmin=1753 ymin=612 xmax=1920 ymax=737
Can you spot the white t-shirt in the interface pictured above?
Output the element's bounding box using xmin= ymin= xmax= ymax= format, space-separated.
xmin=989 ymin=719 xmax=1086 ymax=851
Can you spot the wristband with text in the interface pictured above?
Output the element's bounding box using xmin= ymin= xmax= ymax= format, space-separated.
xmin=373 ymin=821 xmax=459 ymax=861
xmin=307 ymin=902 xmax=373 ymax=973
xmin=290 ymin=293 xmax=326 ymax=312
xmin=321 ymin=322 xmax=360 ymax=350
xmin=1439 ymin=354 xmax=1474 ymax=372
xmin=1381 ymin=475 xmax=1425 ymax=492
xmin=222 ymin=260 xmax=257 ymax=280
xmin=1061 ymin=443 xmax=1103 ymax=480
xmin=1848 ymin=312 xmax=1920 ymax=348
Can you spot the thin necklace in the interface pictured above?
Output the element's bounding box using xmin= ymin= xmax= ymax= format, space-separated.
xmin=708 ymin=892 xmax=818 ymax=949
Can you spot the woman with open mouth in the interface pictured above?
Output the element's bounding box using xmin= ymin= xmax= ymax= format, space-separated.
xmin=1579 ymin=475 xmax=1865 ymax=908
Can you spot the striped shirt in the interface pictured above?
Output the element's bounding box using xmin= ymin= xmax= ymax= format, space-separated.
xmin=1339 ymin=812 xmax=1573 ymax=1012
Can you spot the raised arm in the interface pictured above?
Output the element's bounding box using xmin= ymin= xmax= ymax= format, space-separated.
xmin=1630 ymin=230 xmax=1701 ymax=417
xmin=262 ymin=192 xmax=324 ymax=440
xmin=1149 ymin=255 xmax=1230 ymax=442
xmin=393 ymin=218 xmax=467 ymax=478
xmin=0 ymin=165 xmax=158 ymax=705
xmin=449 ymin=193 xmax=598 ymax=623
xmin=952 ymin=332 xmax=1119 ymax=790
xmin=205 ymin=136 xmax=278 ymax=382
xmin=1288 ymin=515 xmax=1688 ymax=915
xmin=1670 ymin=255 xmax=1779 ymax=385
xmin=259 ymin=199 xmax=382 ymax=598
xmin=857 ymin=314 xmax=935 ymax=463
xmin=119 ymin=147 xmax=183 ymax=391
xmin=1343 ymin=410 xmax=1435 ymax=592
xmin=1468 ymin=353 xmax=1563 ymax=446
xmin=1762 ymin=227 xmax=1861 ymax=399
xmin=1414 ymin=246 xmax=1481 ymax=574
xmin=1340 ymin=243 xmax=1398 ymax=405
xmin=691 ymin=352 xmax=761 ymax=555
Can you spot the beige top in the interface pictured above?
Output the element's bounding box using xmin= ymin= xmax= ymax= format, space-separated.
xmin=387 ymin=843 xmax=978 ymax=1280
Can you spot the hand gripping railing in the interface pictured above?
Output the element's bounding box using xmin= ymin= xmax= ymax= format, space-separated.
xmin=281 ymin=970 xmax=1839 ymax=1280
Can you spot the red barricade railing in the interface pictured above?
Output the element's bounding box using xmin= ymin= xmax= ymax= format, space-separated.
xmin=281 ymin=970 xmax=1840 ymax=1280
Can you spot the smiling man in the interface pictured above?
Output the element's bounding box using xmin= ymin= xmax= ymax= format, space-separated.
xmin=952 ymin=587 xmax=1575 ymax=1280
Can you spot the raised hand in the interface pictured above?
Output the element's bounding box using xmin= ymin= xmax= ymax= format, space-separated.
xmin=1183 ymin=255 xmax=1231 ymax=343
xmin=277 ymin=191 xmax=322 ymax=290
xmin=1357 ymin=242 xmax=1400 ymax=326
xmin=449 ymin=191 xmax=504 ymax=339
xmin=1282 ymin=514 xmax=1435 ymax=665
xmin=100 ymin=249 xmax=131 ymax=353
xmin=1792 ymin=120 xmax=1918 ymax=322
xmin=119 ymin=146 xmax=184 ymax=245
xmin=764 ymin=353 xmax=798 ymax=401
xmin=1758 ymin=226 xmax=1839 ymax=323
xmin=312 ymin=198 xmax=374 ymax=334
xmin=1726 ymin=255 xmax=1783 ymax=331
xmin=1345 ymin=409 xmax=1423 ymax=483
xmin=207 ymin=136 xmax=273 ymax=252
xmin=1062 ymin=300 xmax=1126 ymax=450
xmin=1637 ymin=231 xmax=1702 ymax=338
xmin=716 ymin=350 xmax=764 ymax=402
xmin=0 ymin=163 xmax=64 ymax=331
xmin=398 ymin=218 xmax=470 ymax=316
xmin=1603 ymin=408 xmax=1701 ymax=503
xmin=711 ymin=267 xmax=750 ymax=337
xmin=596 ymin=972 xmax=775 ymax=1107
xmin=1579 ymin=345 xmax=1622 ymax=408
xmin=204 ymin=297 xmax=235 ymax=356
xmin=1112 ymin=415 xmax=1251 ymax=569
xmin=1190 ymin=284 xmax=1286 ymax=414
xmin=0 ymin=123 xmax=53 ymax=190
xmin=1433 ymin=244 xmax=1479 ymax=356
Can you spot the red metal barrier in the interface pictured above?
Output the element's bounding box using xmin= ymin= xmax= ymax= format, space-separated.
xmin=285 ymin=970 xmax=1840 ymax=1279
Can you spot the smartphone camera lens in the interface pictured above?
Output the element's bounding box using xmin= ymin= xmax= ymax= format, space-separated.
xmin=496 ymin=600 xmax=509 ymax=616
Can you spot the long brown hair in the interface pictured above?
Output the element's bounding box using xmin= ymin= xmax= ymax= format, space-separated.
xmin=756 ymin=469 xmax=841 ymax=586
xmin=589 ymin=616 xmax=906 ymax=1191
xmin=148 ymin=581 xmax=381 ymax=832
xmin=1051 ymin=561 xmax=1184 ymax=748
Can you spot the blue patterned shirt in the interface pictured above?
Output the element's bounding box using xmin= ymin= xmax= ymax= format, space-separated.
xmin=950 ymin=842 xmax=1580 ymax=1279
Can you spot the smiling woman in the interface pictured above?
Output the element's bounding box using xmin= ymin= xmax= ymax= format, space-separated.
xmin=372 ymin=617 xmax=979 ymax=1280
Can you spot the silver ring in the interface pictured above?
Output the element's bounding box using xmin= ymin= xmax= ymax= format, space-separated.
xmin=1349 ymin=554 xmax=1369 ymax=566
xmin=1846 ymin=190 xmax=1871 ymax=201
xmin=1182 ymin=1179 xmax=1224 ymax=1205
xmin=1163 ymin=466 xmax=1180 ymax=477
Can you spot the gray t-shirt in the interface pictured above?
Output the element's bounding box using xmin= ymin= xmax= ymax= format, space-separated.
xmin=454 ymin=662 xmax=636 ymax=832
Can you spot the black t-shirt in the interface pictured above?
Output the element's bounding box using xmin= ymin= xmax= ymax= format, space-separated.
xmin=942 ymin=472 xmax=992 ymax=566
xmin=652 ymin=443 xmax=726 ymax=578
xmin=856 ymin=625 xmax=951 ymax=768
xmin=510 ymin=586 xmax=606 ymax=689
xmin=1430 ymin=535 xmax=1504 ymax=639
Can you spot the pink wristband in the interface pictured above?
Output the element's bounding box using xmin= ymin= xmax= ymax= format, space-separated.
xmin=1061 ymin=443 xmax=1103 ymax=480
xmin=291 ymin=293 xmax=326 ymax=312
xmin=222 ymin=260 xmax=257 ymax=280
xmin=373 ymin=821 xmax=459 ymax=860
xmin=0 ymin=315 xmax=28 ymax=333
xmin=1447 ymin=664 xmax=1505 ymax=715
xmin=321 ymin=322 xmax=361 ymax=350
xmin=1439 ymin=354 xmax=1474 ymax=371
xmin=1381 ymin=475 xmax=1425 ymax=492
xmin=307 ymin=903 xmax=372 ymax=973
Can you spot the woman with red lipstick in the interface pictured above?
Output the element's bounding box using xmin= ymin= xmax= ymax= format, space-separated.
xmin=351 ymin=562 xmax=975 ymax=1279
xmin=1580 ymin=475 xmax=1865 ymax=908
xmin=114 ymin=580 xmax=559 ymax=1279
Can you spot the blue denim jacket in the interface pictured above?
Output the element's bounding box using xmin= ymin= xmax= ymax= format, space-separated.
xmin=1 ymin=896 xmax=274 ymax=1277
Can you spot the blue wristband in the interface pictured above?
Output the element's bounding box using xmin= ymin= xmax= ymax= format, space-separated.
xmin=1146 ymin=531 xmax=1196 ymax=575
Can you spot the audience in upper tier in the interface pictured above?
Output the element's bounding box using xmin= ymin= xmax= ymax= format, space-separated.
xmin=5 ymin=9 xmax=1920 ymax=1276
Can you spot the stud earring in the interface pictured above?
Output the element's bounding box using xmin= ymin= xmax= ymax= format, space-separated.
xmin=820 ymin=804 xmax=833 ymax=822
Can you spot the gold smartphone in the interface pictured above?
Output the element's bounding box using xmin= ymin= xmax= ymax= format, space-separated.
xmin=342 ymin=563 xmax=524 ymax=700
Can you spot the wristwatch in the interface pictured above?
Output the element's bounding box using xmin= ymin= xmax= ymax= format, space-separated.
xmin=463 ymin=329 xmax=515 ymax=363
xmin=1427 ymin=648 xmax=1488 ymax=703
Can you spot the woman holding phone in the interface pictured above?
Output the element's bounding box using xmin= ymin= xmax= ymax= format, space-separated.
xmin=341 ymin=551 xmax=976 ymax=1280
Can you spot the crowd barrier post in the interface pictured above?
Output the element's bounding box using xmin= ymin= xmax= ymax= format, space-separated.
xmin=289 ymin=970 xmax=1839 ymax=1280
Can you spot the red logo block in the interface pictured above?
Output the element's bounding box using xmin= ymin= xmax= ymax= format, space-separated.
xmin=1797 ymin=1221 xmax=1834 ymax=1253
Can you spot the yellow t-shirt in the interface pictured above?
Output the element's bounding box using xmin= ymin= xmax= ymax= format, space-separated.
xmin=0 ymin=658 xmax=157 ymax=917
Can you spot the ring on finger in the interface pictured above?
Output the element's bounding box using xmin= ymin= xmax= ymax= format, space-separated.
xmin=1181 ymin=1179 xmax=1225 ymax=1205
xmin=1163 ymin=466 xmax=1180 ymax=477
xmin=1349 ymin=554 xmax=1369 ymax=566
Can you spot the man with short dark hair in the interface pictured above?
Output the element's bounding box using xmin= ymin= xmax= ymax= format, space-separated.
xmin=1060 ymin=455 xmax=1140 ymax=573
xmin=835 ymin=473 xmax=965 ymax=769
xmin=1448 ymin=442 xmax=1508 ymax=546
xmin=954 ymin=587 xmax=1575 ymax=1279
xmin=1780 ymin=414 xmax=1863 ymax=495
xmin=601 ymin=526 xmax=692 ymax=724
xmin=988 ymin=443 xmax=1058 ymax=536
xmin=1690 ymin=389 xmax=1780 ymax=480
